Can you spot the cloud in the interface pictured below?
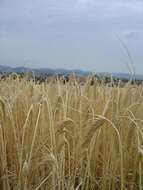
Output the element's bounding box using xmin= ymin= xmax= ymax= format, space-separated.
xmin=0 ymin=0 xmax=143 ymax=28
xmin=0 ymin=0 xmax=142 ymax=73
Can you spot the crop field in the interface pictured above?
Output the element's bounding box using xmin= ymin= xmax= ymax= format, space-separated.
xmin=0 ymin=76 xmax=143 ymax=190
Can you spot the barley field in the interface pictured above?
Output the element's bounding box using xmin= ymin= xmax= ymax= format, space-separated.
xmin=0 ymin=75 xmax=143 ymax=190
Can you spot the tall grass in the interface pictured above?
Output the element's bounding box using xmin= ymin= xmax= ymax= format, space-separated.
xmin=0 ymin=76 xmax=143 ymax=190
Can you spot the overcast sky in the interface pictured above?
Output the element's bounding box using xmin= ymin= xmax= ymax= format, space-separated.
xmin=0 ymin=0 xmax=143 ymax=73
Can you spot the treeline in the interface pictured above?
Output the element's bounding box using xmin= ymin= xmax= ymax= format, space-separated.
xmin=0 ymin=71 xmax=143 ymax=86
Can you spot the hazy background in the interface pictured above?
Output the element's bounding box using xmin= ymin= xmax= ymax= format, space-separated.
xmin=0 ymin=0 xmax=143 ymax=73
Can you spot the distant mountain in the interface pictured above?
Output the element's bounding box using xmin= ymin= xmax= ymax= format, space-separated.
xmin=0 ymin=65 xmax=91 ymax=76
xmin=97 ymin=72 xmax=143 ymax=81
xmin=112 ymin=73 xmax=143 ymax=80
xmin=0 ymin=65 xmax=143 ymax=80
xmin=0 ymin=65 xmax=12 ymax=72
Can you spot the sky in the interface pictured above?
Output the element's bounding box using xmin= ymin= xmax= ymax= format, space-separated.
xmin=0 ymin=0 xmax=143 ymax=74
